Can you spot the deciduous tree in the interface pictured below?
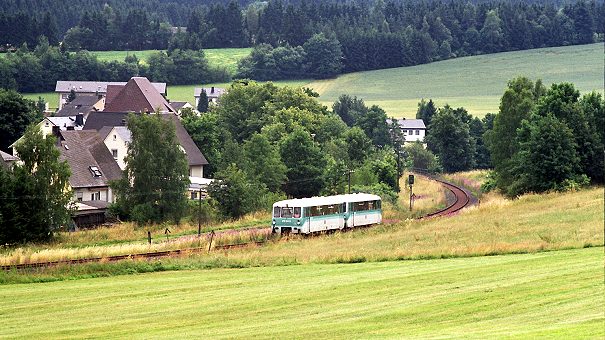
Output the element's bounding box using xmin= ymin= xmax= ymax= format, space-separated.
xmin=0 ymin=89 xmax=42 ymax=152
xmin=0 ymin=126 xmax=72 ymax=243
xmin=111 ymin=114 xmax=189 ymax=225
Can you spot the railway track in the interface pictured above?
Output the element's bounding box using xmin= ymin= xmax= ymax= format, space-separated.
xmin=419 ymin=177 xmax=475 ymax=218
xmin=1 ymin=177 xmax=475 ymax=271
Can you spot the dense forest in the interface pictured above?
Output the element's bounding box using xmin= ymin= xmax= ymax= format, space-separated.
xmin=0 ymin=0 xmax=602 ymax=91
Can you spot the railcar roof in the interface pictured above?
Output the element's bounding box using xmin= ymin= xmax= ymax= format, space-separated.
xmin=273 ymin=193 xmax=381 ymax=207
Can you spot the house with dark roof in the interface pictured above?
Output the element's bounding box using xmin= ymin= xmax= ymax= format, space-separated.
xmin=83 ymin=111 xmax=210 ymax=196
xmin=104 ymin=77 xmax=175 ymax=113
xmin=170 ymin=101 xmax=194 ymax=116
xmin=55 ymin=95 xmax=102 ymax=118
xmin=56 ymin=80 xmax=166 ymax=110
xmin=387 ymin=118 xmax=427 ymax=144
xmin=194 ymin=86 xmax=226 ymax=107
xmin=57 ymin=130 xmax=122 ymax=204
xmin=56 ymin=130 xmax=122 ymax=227
xmin=1 ymin=150 xmax=19 ymax=169
xmin=9 ymin=115 xmax=86 ymax=156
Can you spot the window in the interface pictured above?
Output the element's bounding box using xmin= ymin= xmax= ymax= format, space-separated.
xmin=273 ymin=207 xmax=281 ymax=217
xmin=354 ymin=201 xmax=369 ymax=212
xmin=76 ymin=191 xmax=83 ymax=202
xmin=91 ymin=192 xmax=100 ymax=201
xmin=191 ymin=191 xmax=198 ymax=200
xmin=415 ymin=130 xmax=420 ymax=135
xmin=113 ymin=134 xmax=117 ymax=141
xmin=293 ymin=207 xmax=301 ymax=218
xmin=281 ymin=207 xmax=293 ymax=218
xmin=111 ymin=149 xmax=118 ymax=159
xmin=89 ymin=166 xmax=102 ymax=177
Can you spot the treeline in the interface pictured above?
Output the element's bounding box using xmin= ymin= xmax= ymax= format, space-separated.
xmin=236 ymin=0 xmax=604 ymax=78
xmin=0 ymin=40 xmax=230 ymax=93
xmin=2 ymin=1 xmax=602 ymax=56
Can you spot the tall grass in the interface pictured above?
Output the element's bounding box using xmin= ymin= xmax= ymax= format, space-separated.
xmin=1 ymin=186 xmax=601 ymax=282
xmin=0 ymin=224 xmax=273 ymax=266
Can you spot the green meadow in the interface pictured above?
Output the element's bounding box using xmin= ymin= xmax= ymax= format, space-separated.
xmin=307 ymin=43 xmax=604 ymax=118
xmin=1 ymin=247 xmax=602 ymax=338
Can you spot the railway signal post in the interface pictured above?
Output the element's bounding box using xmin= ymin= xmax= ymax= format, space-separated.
xmin=408 ymin=174 xmax=414 ymax=211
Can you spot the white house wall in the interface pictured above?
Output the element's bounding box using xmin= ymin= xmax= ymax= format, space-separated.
xmin=104 ymin=130 xmax=129 ymax=170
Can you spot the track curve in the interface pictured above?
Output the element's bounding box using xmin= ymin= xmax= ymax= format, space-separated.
xmin=419 ymin=177 xmax=474 ymax=219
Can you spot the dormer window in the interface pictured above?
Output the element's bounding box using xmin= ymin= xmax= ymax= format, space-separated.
xmin=89 ymin=166 xmax=102 ymax=177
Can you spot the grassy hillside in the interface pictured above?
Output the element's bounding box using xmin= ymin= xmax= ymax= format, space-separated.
xmin=307 ymin=43 xmax=604 ymax=118
xmin=22 ymin=44 xmax=602 ymax=113
xmin=1 ymin=247 xmax=602 ymax=338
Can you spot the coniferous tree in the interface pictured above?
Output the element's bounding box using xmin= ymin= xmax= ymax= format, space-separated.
xmin=197 ymin=89 xmax=209 ymax=113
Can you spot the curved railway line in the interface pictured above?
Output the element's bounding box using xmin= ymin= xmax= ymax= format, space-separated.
xmin=1 ymin=176 xmax=475 ymax=271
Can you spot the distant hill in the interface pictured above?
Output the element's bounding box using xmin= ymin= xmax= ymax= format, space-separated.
xmin=307 ymin=43 xmax=604 ymax=118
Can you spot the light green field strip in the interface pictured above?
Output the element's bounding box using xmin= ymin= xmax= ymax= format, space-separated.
xmin=0 ymin=247 xmax=602 ymax=339
xmin=90 ymin=48 xmax=253 ymax=74
xmin=309 ymin=43 xmax=604 ymax=118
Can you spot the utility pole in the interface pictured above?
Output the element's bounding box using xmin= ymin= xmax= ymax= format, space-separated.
xmin=197 ymin=187 xmax=202 ymax=237
xmin=347 ymin=169 xmax=355 ymax=194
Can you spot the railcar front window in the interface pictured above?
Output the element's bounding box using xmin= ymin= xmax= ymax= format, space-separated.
xmin=273 ymin=207 xmax=281 ymax=217
xmin=281 ymin=207 xmax=293 ymax=218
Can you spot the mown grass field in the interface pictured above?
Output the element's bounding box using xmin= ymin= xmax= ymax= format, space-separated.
xmin=1 ymin=247 xmax=602 ymax=338
xmin=307 ymin=43 xmax=604 ymax=118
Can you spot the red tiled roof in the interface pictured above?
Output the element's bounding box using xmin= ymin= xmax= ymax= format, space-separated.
xmin=104 ymin=77 xmax=174 ymax=113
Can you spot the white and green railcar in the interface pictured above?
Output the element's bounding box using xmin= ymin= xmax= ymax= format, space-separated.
xmin=272 ymin=193 xmax=382 ymax=234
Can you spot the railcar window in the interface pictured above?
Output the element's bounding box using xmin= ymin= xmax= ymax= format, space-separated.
xmin=281 ymin=207 xmax=293 ymax=218
xmin=310 ymin=206 xmax=322 ymax=216
xmin=368 ymin=201 xmax=374 ymax=210
xmin=293 ymin=207 xmax=301 ymax=218
xmin=355 ymin=201 xmax=369 ymax=211
xmin=273 ymin=207 xmax=280 ymax=217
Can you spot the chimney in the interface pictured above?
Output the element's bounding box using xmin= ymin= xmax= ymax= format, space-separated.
xmin=75 ymin=113 xmax=84 ymax=126
xmin=211 ymin=86 xmax=215 ymax=94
